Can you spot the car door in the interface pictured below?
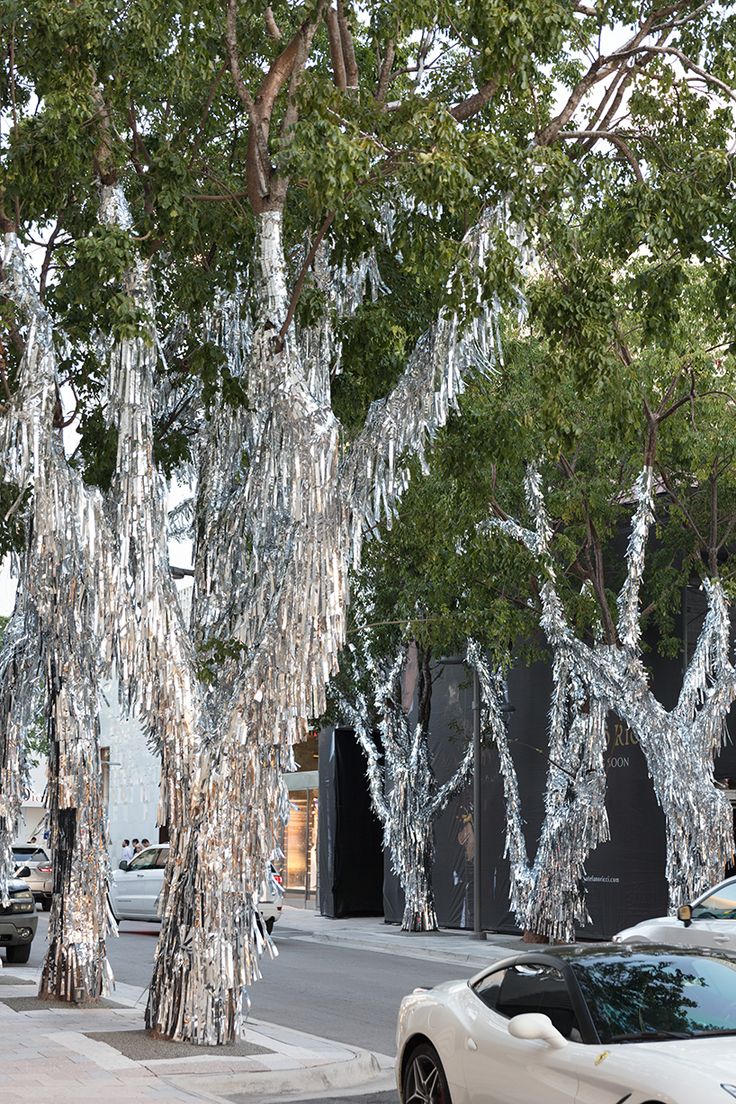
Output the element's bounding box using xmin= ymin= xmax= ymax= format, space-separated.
xmin=685 ymin=877 xmax=736 ymax=950
xmin=117 ymin=848 xmax=164 ymax=919
xmin=460 ymin=963 xmax=581 ymax=1104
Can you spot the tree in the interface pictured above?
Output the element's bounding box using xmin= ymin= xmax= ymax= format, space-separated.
xmin=489 ymin=462 xmax=736 ymax=914
xmin=339 ymin=635 xmax=473 ymax=932
xmin=3 ymin=0 xmax=736 ymax=1038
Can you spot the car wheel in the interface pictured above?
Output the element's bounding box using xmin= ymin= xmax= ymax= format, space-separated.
xmin=6 ymin=943 xmax=31 ymax=965
xmin=402 ymin=1041 xmax=452 ymax=1104
xmin=266 ymin=916 xmax=275 ymax=935
xmin=41 ymin=896 xmax=51 ymax=912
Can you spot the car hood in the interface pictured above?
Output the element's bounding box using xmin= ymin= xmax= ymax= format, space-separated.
xmin=621 ymin=1034 xmax=736 ymax=1079
xmin=6 ymin=879 xmax=31 ymax=892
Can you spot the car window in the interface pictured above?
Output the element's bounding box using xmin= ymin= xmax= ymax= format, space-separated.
xmin=495 ymin=963 xmax=582 ymax=1041
xmin=572 ymin=951 xmax=736 ymax=1043
xmin=154 ymin=849 xmax=168 ymax=869
xmin=473 ymin=968 xmax=507 ymax=1011
xmin=693 ymin=880 xmax=736 ymax=920
xmin=128 ymin=848 xmax=162 ymax=870
xmin=13 ymin=847 xmax=46 ymax=861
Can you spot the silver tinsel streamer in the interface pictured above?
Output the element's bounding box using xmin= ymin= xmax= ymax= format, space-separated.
xmin=341 ymin=640 xmax=473 ymax=932
xmin=488 ymin=465 xmax=736 ymax=914
xmin=1 ymin=231 xmax=115 ymax=1000
xmin=466 ymin=640 xmax=609 ymax=943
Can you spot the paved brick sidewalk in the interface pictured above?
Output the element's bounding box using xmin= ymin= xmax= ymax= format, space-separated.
xmin=0 ymin=966 xmax=391 ymax=1104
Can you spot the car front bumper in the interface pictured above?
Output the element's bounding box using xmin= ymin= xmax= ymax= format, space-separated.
xmin=0 ymin=913 xmax=38 ymax=946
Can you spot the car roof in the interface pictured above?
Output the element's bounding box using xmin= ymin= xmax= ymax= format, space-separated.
xmin=470 ymin=941 xmax=736 ymax=984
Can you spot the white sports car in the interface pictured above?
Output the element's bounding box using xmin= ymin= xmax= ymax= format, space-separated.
xmin=613 ymin=873 xmax=736 ymax=951
xmin=396 ymin=944 xmax=736 ymax=1103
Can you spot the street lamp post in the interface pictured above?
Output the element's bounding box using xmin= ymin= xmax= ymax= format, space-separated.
xmin=471 ymin=665 xmax=486 ymax=940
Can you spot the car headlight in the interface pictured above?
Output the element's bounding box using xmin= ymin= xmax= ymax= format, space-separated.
xmin=10 ymin=892 xmax=34 ymax=913
xmin=721 ymin=1085 xmax=736 ymax=1098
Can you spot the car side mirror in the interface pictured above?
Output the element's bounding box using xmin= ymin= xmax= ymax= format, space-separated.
xmin=677 ymin=904 xmax=692 ymax=927
xmin=508 ymin=1013 xmax=568 ymax=1050
xmin=119 ymin=860 xmax=129 ymax=871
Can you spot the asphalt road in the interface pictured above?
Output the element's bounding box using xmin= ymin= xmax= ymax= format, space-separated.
xmin=17 ymin=910 xmax=478 ymax=1101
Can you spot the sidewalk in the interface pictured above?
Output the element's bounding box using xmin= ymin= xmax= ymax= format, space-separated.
xmin=277 ymin=905 xmax=525 ymax=969
xmin=0 ymin=967 xmax=393 ymax=1104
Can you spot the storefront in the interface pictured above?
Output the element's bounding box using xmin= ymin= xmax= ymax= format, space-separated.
xmin=280 ymin=731 xmax=320 ymax=905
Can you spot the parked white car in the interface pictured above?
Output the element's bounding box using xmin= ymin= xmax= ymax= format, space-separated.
xmin=108 ymin=844 xmax=283 ymax=932
xmin=613 ymin=873 xmax=736 ymax=950
xmin=12 ymin=844 xmax=53 ymax=910
xmin=396 ymin=944 xmax=736 ymax=1104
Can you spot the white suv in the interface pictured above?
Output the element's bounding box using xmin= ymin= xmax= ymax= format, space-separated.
xmin=108 ymin=844 xmax=283 ymax=933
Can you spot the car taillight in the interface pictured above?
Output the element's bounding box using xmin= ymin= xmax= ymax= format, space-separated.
xmin=37 ymin=865 xmax=52 ymax=874
xmin=273 ymin=873 xmax=283 ymax=885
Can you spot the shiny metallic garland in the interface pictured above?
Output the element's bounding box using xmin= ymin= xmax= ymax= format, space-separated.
xmin=0 ymin=231 xmax=114 ymax=998
xmin=340 ymin=640 xmax=473 ymax=932
xmin=488 ymin=465 xmax=736 ymax=914
xmin=466 ymin=639 xmax=609 ymax=943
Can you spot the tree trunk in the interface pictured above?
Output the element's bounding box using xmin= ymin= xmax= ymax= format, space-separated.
xmin=39 ymin=659 xmax=111 ymax=1003
xmin=145 ymin=739 xmax=287 ymax=1044
xmin=400 ymin=822 xmax=438 ymax=932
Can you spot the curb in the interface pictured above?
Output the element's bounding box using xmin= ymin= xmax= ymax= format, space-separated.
xmin=163 ymin=1048 xmax=388 ymax=1100
xmin=281 ymin=926 xmax=514 ymax=969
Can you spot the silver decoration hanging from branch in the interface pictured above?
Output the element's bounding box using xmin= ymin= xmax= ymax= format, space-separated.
xmin=0 ymin=229 xmax=115 ymax=1000
xmin=487 ymin=464 xmax=736 ymax=915
xmin=339 ymin=634 xmax=472 ymax=932
xmin=466 ymin=639 xmax=609 ymax=943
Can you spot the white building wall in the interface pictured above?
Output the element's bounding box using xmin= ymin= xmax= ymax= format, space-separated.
xmin=100 ymin=580 xmax=193 ymax=863
xmin=99 ymin=683 xmax=160 ymax=864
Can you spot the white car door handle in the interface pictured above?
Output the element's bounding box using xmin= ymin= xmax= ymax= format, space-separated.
xmin=466 ymin=1037 xmax=478 ymax=1051
xmin=714 ymin=934 xmax=730 ymax=942
xmin=136 ymin=873 xmax=145 ymax=878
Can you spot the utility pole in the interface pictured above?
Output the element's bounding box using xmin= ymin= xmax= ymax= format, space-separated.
xmin=471 ymin=665 xmax=486 ymax=940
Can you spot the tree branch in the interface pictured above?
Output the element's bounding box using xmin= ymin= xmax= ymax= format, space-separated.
xmin=450 ymin=77 xmax=502 ymax=123
xmin=376 ymin=39 xmax=395 ymax=104
xmin=326 ymin=8 xmax=347 ymax=90
xmin=559 ymin=129 xmax=644 ymax=181
xmin=273 ymin=210 xmax=335 ymax=350
xmin=336 ymin=1 xmax=359 ymax=89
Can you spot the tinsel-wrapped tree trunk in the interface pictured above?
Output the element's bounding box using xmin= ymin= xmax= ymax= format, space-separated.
xmin=467 ymin=639 xmax=609 ymax=943
xmin=341 ymin=642 xmax=473 ymax=932
xmin=489 ymin=464 xmax=736 ymax=915
xmin=0 ymin=232 xmax=116 ymax=1000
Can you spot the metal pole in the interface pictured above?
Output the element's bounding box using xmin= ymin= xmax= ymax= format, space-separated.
xmin=472 ymin=666 xmax=486 ymax=940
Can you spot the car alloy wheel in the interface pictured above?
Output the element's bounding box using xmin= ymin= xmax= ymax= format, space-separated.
xmin=403 ymin=1043 xmax=452 ymax=1104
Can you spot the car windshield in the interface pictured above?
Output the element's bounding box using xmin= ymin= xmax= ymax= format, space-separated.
xmin=573 ymin=951 xmax=736 ymax=1043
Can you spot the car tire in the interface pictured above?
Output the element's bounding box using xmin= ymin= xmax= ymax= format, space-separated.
xmin=402 ymin=1040 xmax=452 ymax=1104
xmin=6 ymin=943 xmax=31 ymax=965
xmin=41 ymin=896 xmax=51 ymax=912
xmin=265 ymin=916 xmax=275 ymax=935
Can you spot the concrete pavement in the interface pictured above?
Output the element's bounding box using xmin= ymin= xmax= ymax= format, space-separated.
xmin=0 ymin=964 xmax=393 ymax=1104
xmin=2 ymin=906 xmax=524 ymax=1102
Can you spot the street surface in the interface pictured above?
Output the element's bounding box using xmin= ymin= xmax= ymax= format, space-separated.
xmin=20 ymin=910 xmax=489 ymax=1102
